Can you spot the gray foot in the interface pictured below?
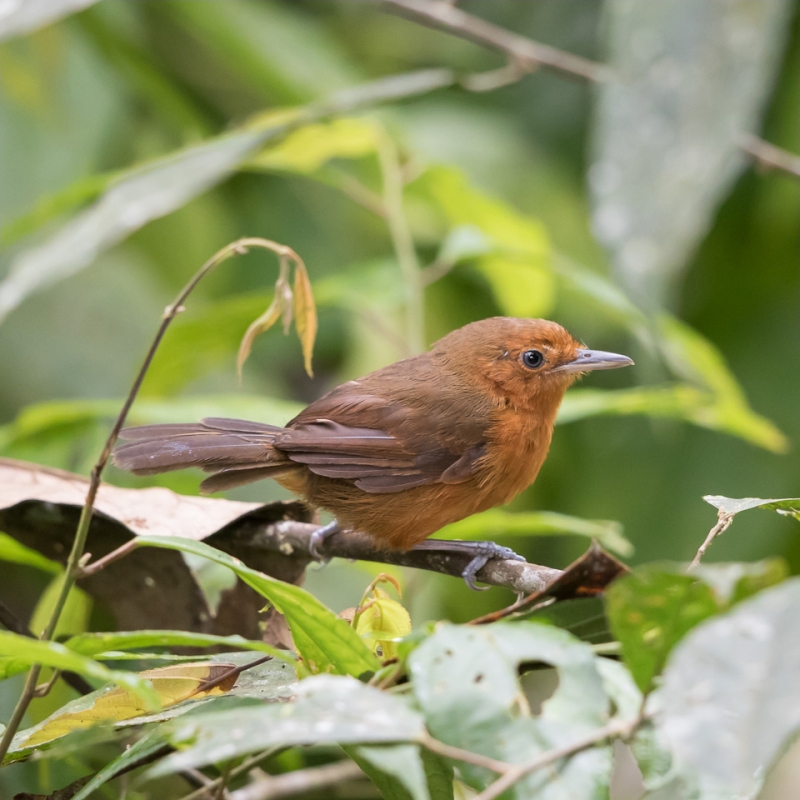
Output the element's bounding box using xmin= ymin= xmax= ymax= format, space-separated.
xmin=411 ymin=539 xmax=524 ymax=591
xmin=309 ymin=520 xmax=342 ymax=561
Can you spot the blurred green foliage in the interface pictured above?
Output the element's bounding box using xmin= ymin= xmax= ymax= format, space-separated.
xmin=0 ymin=2 xmax=798 ymax=793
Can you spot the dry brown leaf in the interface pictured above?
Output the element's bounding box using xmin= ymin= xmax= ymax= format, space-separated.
xmin=292 ymin=259 xmax=317 ymax=377
xmin=236 ymin=293 xmax=283 ymax=383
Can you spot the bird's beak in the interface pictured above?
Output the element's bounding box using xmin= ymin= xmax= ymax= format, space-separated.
xmin=553 ymin=348 xmax=634 ymax=374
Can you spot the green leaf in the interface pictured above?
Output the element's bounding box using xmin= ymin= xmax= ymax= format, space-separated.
xmin=606 ymin=560 xmax=787 ymax=693
xmin=0 ymin=631 xmax=158 ymax=704
xmin=592 ymin=0 xmax=793 ymax=303
xmin=0 ymin=532 xmax=60 ymax=574
xmin=134 ymin=536 xmax=379 ymax=678
xmin=438 ymin=508 xmax=632 ymax=557
xmin=659 ymin=578 xmax=800 ymax=798
xmin=409 ymin=622 xmax=612 ymax=798
xmin=0 ymin=0 xmax=102 ymax=40
xmin=63 ymin=630 xmax=293 ymax=663
xmin=149 ymin=674 xmax=424 ymax=776
xmin=704 ymin=494 xmax=800 ymax=521
xmin=70 ymin=729 xmax=167 ymax=800
xmin=416 ymin=165 xmax=554 ymax=318
xmin=349 ymin=744 xmax=434 ymax=800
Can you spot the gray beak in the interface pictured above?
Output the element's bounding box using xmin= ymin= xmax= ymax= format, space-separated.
xmin=553 ymin=348 xmax=634 ymax=374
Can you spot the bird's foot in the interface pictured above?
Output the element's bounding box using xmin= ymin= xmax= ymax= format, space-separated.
xmin=411 ymin=539 xmax=525 ymax=591
xmin=308 ymin=520 xmax=342 ymax=562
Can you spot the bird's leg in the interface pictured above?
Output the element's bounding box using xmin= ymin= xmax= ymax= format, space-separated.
xmin=309 ymin=520 xmax=342 ymax=561
xmin=411 ymin=539 xmax=525 ymax=591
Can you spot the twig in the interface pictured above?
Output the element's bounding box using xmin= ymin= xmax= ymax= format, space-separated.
xmin=0 ymin=238 xmax=308 ymax=764
xmin=419 ymin=732 xmax=510 ymax=774
xmin=472 ymin=717 xmax=639 ymax=800
xmin=229 ymin=759 xmax=365 ymax=800
xmin=689 ymin=510 xmax=734 ymax=571
xmin=378 ymin=132 xmax=426 ymax=354
xmin=741 ymin=135 xmax=800 ymax=179
xmin=177 ymin=749 xmax=282 ymax=800
xmin=375 ymin=0 xmax=610 ymax=83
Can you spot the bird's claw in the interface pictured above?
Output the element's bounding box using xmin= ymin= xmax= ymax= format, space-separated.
xmin=308 ymin=520 xmax=341 ymax=562
xmin=460 ymin=542 xmax=524 ymax=591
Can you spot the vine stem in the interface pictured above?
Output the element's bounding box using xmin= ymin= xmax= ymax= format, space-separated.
xmin=0 ymin=237 xmax=302 ymax=763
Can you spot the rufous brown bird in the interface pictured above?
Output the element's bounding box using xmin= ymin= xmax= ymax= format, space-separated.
xmin=114 ymin=317 xmax=633 ymax=588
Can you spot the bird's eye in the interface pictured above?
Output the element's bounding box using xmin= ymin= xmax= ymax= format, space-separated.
xmin=521 ymin=350 xmax=545 ymax=369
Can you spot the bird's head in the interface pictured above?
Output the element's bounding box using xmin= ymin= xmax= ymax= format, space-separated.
xmin=433 ymin=317 xmax=633 ymax=412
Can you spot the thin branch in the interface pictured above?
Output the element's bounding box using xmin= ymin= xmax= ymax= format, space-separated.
xmin=229 ymin=759 xmax=365 ymax=800
xmin=177 ymin=749 xmax=282 ymax=800
xmin=375 ymin=0 xmax=610 ymax=83
xmin=0 ymin=238 xmax=307 ymax=764
xmin=741 ymin=135 xmax=800 ymax=179
xmin=419 ymin=732 xmax=510 ymax=774
xmin=689 ymin=510 xmax=734 ymax=571
xmin=472 ymin=717 xmax=640 ymax=800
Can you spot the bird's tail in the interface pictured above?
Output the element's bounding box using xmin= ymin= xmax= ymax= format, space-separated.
xmin=113 ymin=417 xmax=296 ymax=493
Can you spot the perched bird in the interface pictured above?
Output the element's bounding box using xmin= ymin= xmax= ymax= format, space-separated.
xmin=114 ymin=317 xmax=632 ymax=588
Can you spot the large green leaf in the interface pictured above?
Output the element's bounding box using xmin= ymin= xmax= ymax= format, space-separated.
xmin=349 ymin=744 xmax=446 ymax=800
xmin=149 ymin=674 xmax=423 ymax=776
xmin=606 ymin=560 xmax=787 ymax=692
xmin=659 ymin=578 xmax=800 ymax=798
xmin=409 ymin=622 xmax=612 ymax=799
xmin=0 ymin=631 xmax=158 ymax=704
xmin=592 ymin=0 xmax=793 ymax=303
xmin=134 ymin=535 xmax=379 ymax=678
xmin=438 ymin=508 xmax=632 ymax=557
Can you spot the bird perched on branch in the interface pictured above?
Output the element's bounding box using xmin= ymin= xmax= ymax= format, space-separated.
xmin=114 ymin=317 xmax=632 ymax=588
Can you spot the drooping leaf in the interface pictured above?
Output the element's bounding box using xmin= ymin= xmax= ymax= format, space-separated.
xmin=0 ymin=0 xmax=102 ymax=40
xmin=659 ymin=578 xmax=800 ymax=798
xmin=149 ymin=674 xmax=423 ymax=776
xmin=439 ymin=508 xmax=632 ymax=557
xmin=591 ymin=0 xmax=793 ymax=304
xmin=293 ymin=259 xmax=318 ymax=377
xmin=134 ymin=535 xmax=380 ymax=678
xmin=409 ymin=622 xmax=612 ymax=799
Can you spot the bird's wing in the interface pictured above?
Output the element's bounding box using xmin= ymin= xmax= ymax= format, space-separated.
xmin=274 ymin=388 xmax=487 ymax=494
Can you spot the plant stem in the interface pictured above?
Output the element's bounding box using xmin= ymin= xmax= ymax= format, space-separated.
xmin=378 ymin=133 xmax=425 ymax=355
xmin=0 ymin=238 xmax=307 ymax=764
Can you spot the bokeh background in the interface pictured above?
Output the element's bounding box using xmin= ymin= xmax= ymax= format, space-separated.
xmin=0 ymin=5 xmax=798 ymax=792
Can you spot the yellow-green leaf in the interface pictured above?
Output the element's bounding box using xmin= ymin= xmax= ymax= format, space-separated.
xmin=293 ymin=260 xmax=317 ymax=377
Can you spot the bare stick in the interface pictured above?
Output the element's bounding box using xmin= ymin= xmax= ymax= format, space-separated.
xmin=376 ymin=0 xmax=610 ymax=83
xmin=472 ymin=717 xmax=639 ymax=800
xmin=0 ymin=238 xmax=306 ymax=763
xmin=689 ymin=510 xmax=734 ymax=571
xmin=229 ymin=759 xmax=365 ymax=800
xmin=419 ymin=731 xmax=511 ymax=774
xmin=741 ymin=135 xmax=800 ymax=179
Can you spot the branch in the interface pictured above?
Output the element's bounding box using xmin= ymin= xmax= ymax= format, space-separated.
xmin=375 ymin=0 xmax=610 ymax=83
xmin=248 ymin=521 xmax=564 ymax=595
xmin=741 ymin=135 xmax=800 ymax=179
xmin=229 ymin=760 xmax=365 ymax=800
xmin=688 ymin=510 xmax=734 ymax=570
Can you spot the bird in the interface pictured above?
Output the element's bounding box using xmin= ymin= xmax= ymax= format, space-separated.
xmin=114 ymin=317 xmax=633 ymax=589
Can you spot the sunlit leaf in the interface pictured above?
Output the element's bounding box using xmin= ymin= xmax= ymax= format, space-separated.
xmin=353 ymin=578 xmax=411 ymax=660
xmin=248 ymin=117 xmax=379 ymax=174
xmin=704 ymin=495 xmax=800 ymax=521
xmin=438 ymin=508 xmax=632 ymax=557
xmin=293 ymin=259 xmax=318 ymax=377
xmin=18 ymin=662 xmax=238 ymax=749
